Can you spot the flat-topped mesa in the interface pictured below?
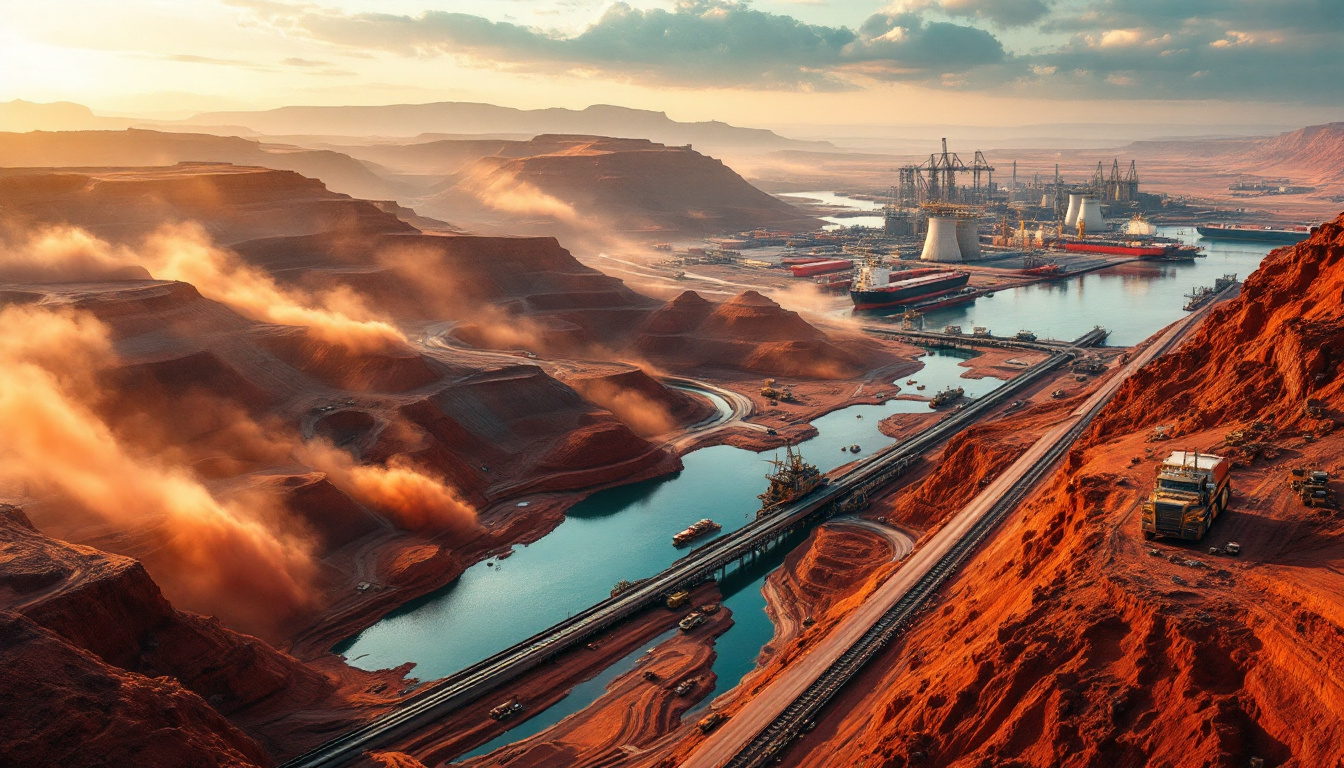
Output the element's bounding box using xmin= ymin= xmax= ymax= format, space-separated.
xmin=423 ymin=135 xmax=819 ymax=236
xmin=0 ymin=164 xmax=414 ymax=246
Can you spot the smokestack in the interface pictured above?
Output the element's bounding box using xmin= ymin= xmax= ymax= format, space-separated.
xmin=1064 ymin=193 xmax=1084 ymax=228
xmin=954 ymin=218 xmax=981 ymax=260
xmin=1079 ymin=196 xmax=1106 ymax=233
xmin=920 ymin=215 xmax=963 ymax=262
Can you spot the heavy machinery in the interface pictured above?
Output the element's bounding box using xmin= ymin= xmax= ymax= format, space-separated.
xmin=1290 ymin=467 xmax=1334 ymax=507
xmin=665 ymin=590 xmax=691 ymax=609
xmin=757 ymin=444 xmax=826 ymax=515
xmin=698 ymin=712 xmax=729 ymax=733
xmin=1141 ymin=451 xmax=1231 ymax=541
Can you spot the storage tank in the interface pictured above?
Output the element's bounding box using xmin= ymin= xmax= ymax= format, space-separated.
xmin=920 ymin=215 xmax=962 ymax=262
xmin=1063 ymin=193 xmax=1084 ymax=228
xmin=1078 ymin=196 xmax=1106 ymax=234
xmin=954 ymin=218 xmax=982 ymax=260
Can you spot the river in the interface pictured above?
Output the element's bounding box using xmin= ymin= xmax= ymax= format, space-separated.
xmin=336 ymin=205 xmax=1276 ymax=760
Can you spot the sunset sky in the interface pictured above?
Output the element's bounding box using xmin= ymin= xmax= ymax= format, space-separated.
xmin=4 ymin=0 xmax=1342 ymax=130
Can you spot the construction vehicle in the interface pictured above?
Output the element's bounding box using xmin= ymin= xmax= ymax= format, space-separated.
xmin=757 ymin=444 xmax=826 ymax=515
xmin=1290 ymin=467 xmax=1334 ymax=507
xmin=929 ymin=386 xmax=964 ymax=408
xmin=1014 ymin=330 xmax=1037 ymax=342
xmin=489 ymin=698 xmax=524 ymax=721
xmin=679 ymin=611 xmax=707 ymax=631
xmin=759 ymin=379 xmax=795 ymax=402
xmin=1141 ymin=451 xmax=1231 ymax=541
xmin=698 ymin=712 xmax=728 ymax=733
xmin=673 ymin=677 xmax=699 ymax=696
xmin=665 ymin=590 xmax=691 ymax=610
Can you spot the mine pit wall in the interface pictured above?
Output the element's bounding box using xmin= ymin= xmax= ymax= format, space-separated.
xmin=772 ymin=215 xmax=1344 ymax=768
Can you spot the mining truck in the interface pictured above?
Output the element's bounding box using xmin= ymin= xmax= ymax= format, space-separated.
xmin=1141 ymin=450 xmax=1231 ymax=541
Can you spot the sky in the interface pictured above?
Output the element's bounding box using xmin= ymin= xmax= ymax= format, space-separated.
xmin=3 ymin=0 xmax=1342 ymax=130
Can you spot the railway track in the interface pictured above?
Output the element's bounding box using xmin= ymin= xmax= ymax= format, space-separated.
xmin=281 ymin=346 xmax=1081 ymax=768
xmin=699 ymin=307 xmax=1215 ymax=768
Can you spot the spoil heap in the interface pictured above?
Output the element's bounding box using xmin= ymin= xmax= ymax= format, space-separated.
xmin=772 ymin=215 xmax=1344 ymax=767
xmin=636 ymin=290 xmax=880 ymax=378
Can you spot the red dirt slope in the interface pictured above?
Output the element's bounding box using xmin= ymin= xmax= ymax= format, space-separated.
xmin=0 ymin=503 xmax=390 ymax=767
xmin=773 ymin=214 xmax=1344 ymax=768
xmin=0 ymin=128 xmax=407 ymax=201
xmin=636 ymin=290 xmax=882 ymax=378
xmin=423 ymin=135 xmax=818 ymax=237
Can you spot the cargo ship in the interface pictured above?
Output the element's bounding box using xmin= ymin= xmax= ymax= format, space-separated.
xmin=1060 ymin=240 xmax=1201 ymax=260
xmin=849 ymin=264 xmax=971 ymax=310
xmin=758 ymin=444 xmax=826 ymax=515
xmin=1196 ymin=223 xmax=1311 ymax=244
xmin=673 ymin=518 xmax=722 ymax=546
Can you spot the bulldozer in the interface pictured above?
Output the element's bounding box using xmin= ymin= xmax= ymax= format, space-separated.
xmin=1290 ymin=467 xmax=1334 ymax=508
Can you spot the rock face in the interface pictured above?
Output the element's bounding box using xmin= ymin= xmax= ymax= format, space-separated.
xmin=0 ymin=128 xmax=408 ymax=200
xmin=636 ymin=290 xmax=880 ymax=378
xmin=777 ymin=215 xmax=1344 ymax=768
xmin=0 ymin=164 xmax=415 ymax=246
xmin=1237 ymin=123 xmax=1344 ymax=184
xmin=0 ymin=503 xmax=347 ymax=767
xmin=1093 ymin=216 xmax=1344 ymax=439
xmin=422 ymin=135 xmax=818 ymax=236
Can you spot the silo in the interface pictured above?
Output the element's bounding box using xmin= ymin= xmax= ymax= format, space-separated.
xmin=955 ymin=218 xmax=982 ymax=260
xmin=920 ymin=215 xmax=963 ymax=262
xmin=1064 ymin=193 xmax=1084 ymax=228
xmin=1078 ymin=196 xmax=1106 ymax=233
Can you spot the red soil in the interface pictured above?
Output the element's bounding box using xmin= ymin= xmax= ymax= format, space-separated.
xmin=422 ymin=135 xmax=818 ymax=237
xmin=636 ymin=290 xmax=885 ymax=379
xmin=0 ymin=503 xmax=397 ymax=766
xmin=763 ymin=214 xmax=1344 ymax=767
xmin=357 ymin=583 xmax=729 ymax=768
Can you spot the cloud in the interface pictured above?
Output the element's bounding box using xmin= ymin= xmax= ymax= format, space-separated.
xmin=231 ymin=0 xmax=1344 ymax=102
xmin=936 ymin=0 xmax=1052 ymax=28
xmin=263 ymin=0 xmax=1008 ymax=90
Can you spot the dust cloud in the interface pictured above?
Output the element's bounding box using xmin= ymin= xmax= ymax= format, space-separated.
xmin=0 ymin=305 xmax=319 ymax=636
xmin=568 ymin=377 xmax=676 ymax=437
xmin=463 ymin=166 xmax=579 ymax=222
xmin=1 ymin=223 xmax=406 ymax=353
xmin=297 ymin=441 xmax=478 ymax=535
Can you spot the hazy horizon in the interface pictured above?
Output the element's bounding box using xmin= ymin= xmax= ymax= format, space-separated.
xmin=5 ymin=0 xmax=1343 ymax=139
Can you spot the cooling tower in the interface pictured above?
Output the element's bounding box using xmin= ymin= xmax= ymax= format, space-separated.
xmin=1064 ymin=193 xmax=1084 ymax=228
xmin=920 ymin=215 xmax=962 ymax=262
xmin=1078 ymin=196 xmax=1106 ymax=233
xmin=955 ymin=218 xmax=982 ymax=260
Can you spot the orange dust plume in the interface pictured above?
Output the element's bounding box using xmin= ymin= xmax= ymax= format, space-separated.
xmin=140 ymin=224 xmax=407 ymax=353
xmin=297 ymin=441 xmax=478 ymax=535
xmin=0 ymin=304 xmax=319 ymax=635
xmin=568 ymin=377 xmax=677 ymax=437
xmin=0 ymin=222 xmax=406 ymax=353
xmin=463 ymin=165 xmax=579 ymax=222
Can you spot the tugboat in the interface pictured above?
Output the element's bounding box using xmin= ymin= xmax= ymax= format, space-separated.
xmin=929 ymin=387 xmax=965 ymax=408
xmin=673 ymin=518 xmax=722 ymax=546
xmin=757 ymin=444 xmax=826 ymax=516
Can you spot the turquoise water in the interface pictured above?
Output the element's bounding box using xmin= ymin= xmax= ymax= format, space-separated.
xmin=335 ymin=349 xmax=1001 ymax=682
xmin=334 ymin=220 xmax=1278 ymax=759
xmin=782 ymin=190 xmax=885 ymax=231
xmin=911 ymin=226 xmax=1276 ymax=345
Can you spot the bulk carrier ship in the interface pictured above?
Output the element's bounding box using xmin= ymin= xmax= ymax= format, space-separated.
xmin=1195 ymin=223 xmax=1311 ymax=244
xmin=849 ymin=263 xmax=971 ymax=311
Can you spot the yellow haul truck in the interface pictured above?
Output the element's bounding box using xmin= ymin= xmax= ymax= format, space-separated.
xmin=1141 ymin=450 xmax=1231 ymax=541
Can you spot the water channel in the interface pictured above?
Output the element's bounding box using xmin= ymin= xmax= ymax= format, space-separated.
xmin=336 ymin=349 xmax=1004 ymax=758
xmin=337 ymin=202 xmax=1276 ymax=759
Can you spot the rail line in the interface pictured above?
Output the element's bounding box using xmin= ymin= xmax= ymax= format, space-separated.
xmin=694 ymin=300 xmax=1221 ymax=768
xmin=281 ymin=336 xmax=1094 ymax=768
